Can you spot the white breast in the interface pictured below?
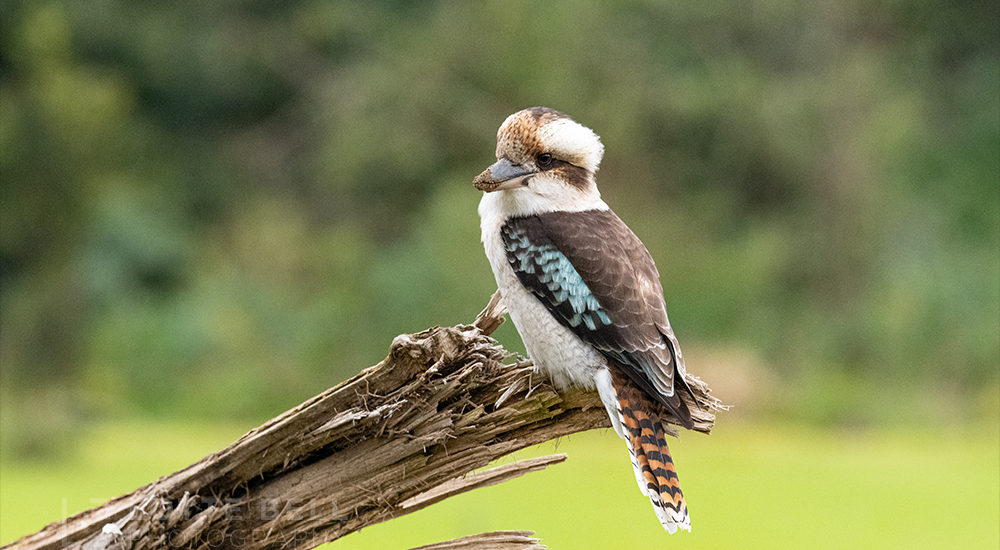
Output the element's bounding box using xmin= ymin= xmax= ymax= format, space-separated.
xmin=478 ymin=192 xmax=607 ymax=391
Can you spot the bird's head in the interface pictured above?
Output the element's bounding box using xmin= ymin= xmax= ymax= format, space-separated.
xmin=474 ymin=107 xmax=606 ymax=215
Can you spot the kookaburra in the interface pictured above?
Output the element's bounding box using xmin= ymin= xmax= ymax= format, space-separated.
xmin=474 ymin=107 xmax=699 ymax=533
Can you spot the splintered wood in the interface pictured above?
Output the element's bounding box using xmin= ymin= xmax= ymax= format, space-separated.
xmin=8 ymin=292 xmax=720 ymax=550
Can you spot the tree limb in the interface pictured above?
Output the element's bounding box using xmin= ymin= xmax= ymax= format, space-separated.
xmin=408 ymin=531 xmax=546 ymax=550
xmin=7 ymin=291 xmax=721 ymax=550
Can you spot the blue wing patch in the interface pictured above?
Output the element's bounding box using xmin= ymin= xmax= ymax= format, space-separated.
xmin=503 ymin=224 xmax=612 ymax=331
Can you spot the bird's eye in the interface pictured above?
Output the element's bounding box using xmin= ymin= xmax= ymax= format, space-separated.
xmin=537 ymin=153 xmax=554 ymax=168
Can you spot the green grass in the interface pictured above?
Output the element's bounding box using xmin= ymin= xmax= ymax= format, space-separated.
xmin=2 ymin=419 xmax=997 ymax=549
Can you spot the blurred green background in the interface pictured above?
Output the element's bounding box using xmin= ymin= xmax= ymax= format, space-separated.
xmin=1 ymin=1 xmax=997 ymax=548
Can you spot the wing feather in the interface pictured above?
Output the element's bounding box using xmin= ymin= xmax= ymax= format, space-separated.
xmin=501 ymin=209 xmax=693 ymax=427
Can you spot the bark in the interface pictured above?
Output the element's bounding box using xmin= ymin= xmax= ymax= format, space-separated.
xmin=6 ymin=292 xmax=721 ymax=550
xmin=407 ymin=531 xmax=546 ymax=550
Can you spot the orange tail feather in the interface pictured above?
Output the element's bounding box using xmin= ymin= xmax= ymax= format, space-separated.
xmin=613 ymin=369 xmax=690 ymax=533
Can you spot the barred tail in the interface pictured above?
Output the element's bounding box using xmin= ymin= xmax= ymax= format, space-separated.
xmin=599 ymin=367 xmax=690 ymax=533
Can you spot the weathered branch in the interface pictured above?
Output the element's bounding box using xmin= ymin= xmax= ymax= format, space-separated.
xmin=7 ymin=291 xmax=721 ymax=550
xmin=408 ymin=531 xmax=546 ymax=550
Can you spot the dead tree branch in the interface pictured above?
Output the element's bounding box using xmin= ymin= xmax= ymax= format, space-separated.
xmin=408 ymin=531 xmax=546 ymax=550
xmin=7 ymin=291 xmax=721 ymax=550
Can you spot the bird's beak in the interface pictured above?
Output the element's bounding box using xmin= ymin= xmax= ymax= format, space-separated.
xmin=474 ymin=158 xmax=533 ymax=192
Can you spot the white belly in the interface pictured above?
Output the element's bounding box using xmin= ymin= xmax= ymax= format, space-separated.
xmin=479 ymin=196 xmax=606 ymax=391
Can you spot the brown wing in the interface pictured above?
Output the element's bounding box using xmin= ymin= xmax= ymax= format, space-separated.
xmin=501 ymin=209 xmax=694 ymax=427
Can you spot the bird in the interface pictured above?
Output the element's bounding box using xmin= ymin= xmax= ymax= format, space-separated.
xmin=473 ymin=106 xmax=699 ymax=534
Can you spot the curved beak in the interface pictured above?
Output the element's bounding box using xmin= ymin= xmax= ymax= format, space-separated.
xmin=473 ymin=158 xmax=533 ymax=192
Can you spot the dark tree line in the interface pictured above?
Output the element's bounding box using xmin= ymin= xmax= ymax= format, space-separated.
xmin=1 ymin=1 xmax=996 ymax=449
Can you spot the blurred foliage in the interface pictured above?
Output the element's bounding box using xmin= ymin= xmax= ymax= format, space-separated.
xmin=1 ymin=0 xmax=997 ymax=441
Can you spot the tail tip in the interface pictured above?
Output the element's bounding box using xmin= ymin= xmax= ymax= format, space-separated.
xmin=663 ymin=519 xmax=692 ymax=534
xmin=654 ymin=501 xmax=691 ymax=534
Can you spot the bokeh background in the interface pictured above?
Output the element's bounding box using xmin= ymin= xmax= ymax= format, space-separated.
xmin=1 ymin=1 xmax=997 ymax=548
